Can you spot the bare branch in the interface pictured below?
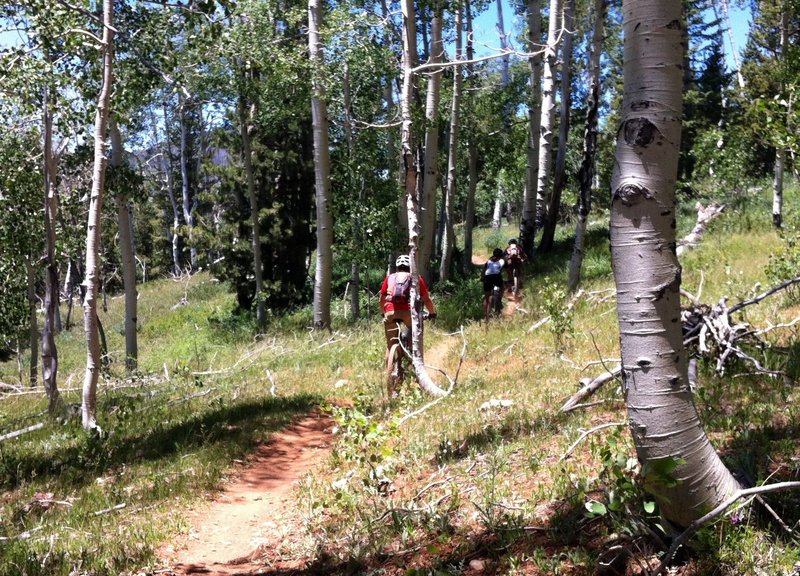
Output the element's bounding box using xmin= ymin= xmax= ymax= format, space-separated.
xmin=651 ymin=481 xmax=800 ymax=575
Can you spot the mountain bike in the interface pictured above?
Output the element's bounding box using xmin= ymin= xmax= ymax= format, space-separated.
xmin=386 ymin=313 xmax=434 ymax=397
xmin=386 ymin=319 xmax=412 ymax=398
xmin=491 ymin=285 xmax=503 ymax=316
xmin=508 ymin=259 xmax=524 ymax=295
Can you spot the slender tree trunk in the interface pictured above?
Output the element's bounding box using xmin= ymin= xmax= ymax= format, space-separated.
xmin=772 ymin=7 xmax=788 ymax=229
xmin=82 ymin=0 xmax=114 ymax=432
xmin=156 ymin=104 xmax=182 ymax=274
xmin=462 ymin=0 xmax=477 ymax=275
xmin=309 ymin=0 xmax=333 ymax=330
xmin=540 ymin=0 xmax=574 ymax=252
xmin=25 ymin=259 xmax=38 ymax=387
xmin=439 ymin=4 xmax=463 ymax=282
xmin=42 ymin=80 xmax=61 ymax=414
xmin=534 ymin=0 xmax=561 ymax=243
xmin=382 ymin=0 xmax=409 ymax=250
xmin=179 ymin=96 xmax=196 ymax=270
xmin=611 ymin=0 xmax=739 ymax=527
xmin=568 ymin=0 xmax=604 ymax=292
xmin=519 ymin=0 xmax=542 ymax=254
xmin=492 ymin=0 xmax=513 ymax=230
xmin=238 ymin=77 xmax=265 ymax=328
xmin=491 ymin=0 xmax=511 ymax=231
xmin=520 ymin=0 xmax=543 ymax=256
xmin=401 ymin=0 xmax=447 ymax=397
xmin=110 ymin=118 xmax=138 ymax=371
xmin=418 ymin=7 xmax=444 ymax=284
xmin=343 ymin=62 xmax=362 ymax=320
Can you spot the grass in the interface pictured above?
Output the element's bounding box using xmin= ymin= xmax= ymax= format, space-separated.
xmin=1 ymin=182 xmax=799 ymax=575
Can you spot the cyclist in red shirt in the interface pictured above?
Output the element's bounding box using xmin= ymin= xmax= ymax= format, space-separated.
xmin=379 ymin=255 xmax=437 ymax=354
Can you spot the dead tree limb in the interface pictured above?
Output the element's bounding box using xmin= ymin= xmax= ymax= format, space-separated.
xmin=0 ymin=422 xmax=45 ymax=443
xmin=561 ymin=367 xmax=621 ymax=412
xmin=676 ymin=202 xmax=725 ymax=256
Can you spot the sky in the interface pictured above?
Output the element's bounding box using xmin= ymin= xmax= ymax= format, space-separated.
xmin=467 ymin=1 xmax=753 ymax=74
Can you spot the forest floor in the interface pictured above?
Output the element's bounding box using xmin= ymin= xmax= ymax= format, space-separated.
xmin=155 ymin=332 xmax=462 ymax=575
xmin=156 ymin=410 xmax=335 ymax=575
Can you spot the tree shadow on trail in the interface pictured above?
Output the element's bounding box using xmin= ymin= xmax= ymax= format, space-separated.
xmin=0 ymin=393 xmax=321 ymax=492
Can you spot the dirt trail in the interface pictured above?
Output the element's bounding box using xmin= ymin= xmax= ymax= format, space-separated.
xmin=158 ymin=411 xmax=334 ymax=575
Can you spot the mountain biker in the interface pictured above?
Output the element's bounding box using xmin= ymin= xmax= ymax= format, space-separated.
xmin=379 ymin=254 xmax=437 ymax=355
xmin=504 ymin=238 xmax=528 ymax=290
xmin=481 ymin=248 xmax=505 ymax=320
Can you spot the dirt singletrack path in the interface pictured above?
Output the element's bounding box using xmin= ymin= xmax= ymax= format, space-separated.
xmin=157 ymin=410 xmax=335 ymax=575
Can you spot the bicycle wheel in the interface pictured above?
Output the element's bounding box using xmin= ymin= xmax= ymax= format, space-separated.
xmin=492 ymin=286 xmax=503 ymax=316
xmin=386 ymin=342 xmax=404 ymax=397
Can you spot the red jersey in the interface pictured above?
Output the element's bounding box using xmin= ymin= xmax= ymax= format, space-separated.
xmin=380 ymin=273 xmax=431 ymax=313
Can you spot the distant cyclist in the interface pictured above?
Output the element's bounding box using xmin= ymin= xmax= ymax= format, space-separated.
xmin=481 ymin=248 xmax=505 ymax=320
xmin=504 ymin=238 xmax=528 ymax=293
xmin=379 ymin=255 xmax=437 ymax=355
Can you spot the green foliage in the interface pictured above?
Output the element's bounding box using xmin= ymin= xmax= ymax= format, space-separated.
xmin=765 ymin=221 xmax=800 ymax=303
xmin=584 ymin=427 xmax=664 ymax=537
xmin=537 ymin=278 xmax=575 ymax=351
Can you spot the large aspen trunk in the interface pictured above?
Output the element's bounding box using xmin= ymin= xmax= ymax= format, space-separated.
xmin=238 ymin=78 xmax=265 ymax=328
xmin=439 ymin=4 xmax=463 ymax=283
xmin=309 ymin=0 xmax=333 ymax=330
xmin=82 ymin=0 xmax=114 ymax=432
xmin=567 ymin=0 xmax=605 ymax=292
xmin=611 ymin=0 xmax=739 ymax=528
xmin=42 ymin=81 xmax=61 ymax=414
xmin=520 ymin=0 xmax=543 ymax=256
xmin=401 ymin=0 xmax=447 ymax=397
xmin=110 ymin=118 xmax=138 ymax=371
xmin=462 ymin=0 xmax=477 ymax=275
xmin=540 ymin=0 xmax=574 ymax=252
xmin=534 ymin=0 xmax=561 ymax=244
xmin=418 ymin=9 xmax=443 ymax=284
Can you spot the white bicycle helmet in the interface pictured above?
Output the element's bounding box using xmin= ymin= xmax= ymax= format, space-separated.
xmin=396 ymin=254 xmax=411 ymax=268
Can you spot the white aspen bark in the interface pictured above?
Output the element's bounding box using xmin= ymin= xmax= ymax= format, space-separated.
xmin=179 ymin=96 xmax=196 ymax=270
xmin=82 ymin=0 xmax=114 ymax=432
xmin=462 ymin=0 xmax=477 ymax=274
xmin=25 ymin=258 xmax=38 ymax=387
xmin=491 ymin=197 xmax=502 ymax=229
xmin=719 ymin=0 xmax=745 ymax=90
xmin=343 ymin=62 xmax=361 ymax=320
xmin=520 ymin=0 xmax=543 ymax=256
xmin=534 ymin=0 xmax=561 ymax=238
xmin=418 ymin=9 xmax=443 ymax=284
xmin=379 ymin=0 xmax=408 ymax=248
xmin=540 ymin=0 xmax=574 ymax=252
xmin=773 ymin=149 xmax=784 ymax=229
xmin=611 ymin=0 xmax=739 ymax=527
xmin=238 ymin=79 xmax=265 ymax=328
xmin=157 ymin=104 xmax=182 ymax=275
xmin=309 ymin=0 xmax=333 ymax=330
xmin=110 ymin=118 xmax=138 ymax=371
xmin=439 ymin=4 xmax=463 ymax=283
xmin=401 ymin=0 xmax=447 ymax=397
xmin=491 ymin=0 xmax=511 ymax=231
xmin=772 ymin=8 xmax=788 ymax=229
xmin=42 ymin=80 xmax=61 ymax=414
xmin=567 ymin=0 xmax=604 ymax=292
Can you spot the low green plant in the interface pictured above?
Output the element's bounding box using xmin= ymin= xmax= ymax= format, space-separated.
xmin=584 ymin=427 xmax=664 ymax=539
xmin=538 ymin=278 xmax=575 ymax=351
xmin=765 ymin=222 xmax=800 ymax=303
